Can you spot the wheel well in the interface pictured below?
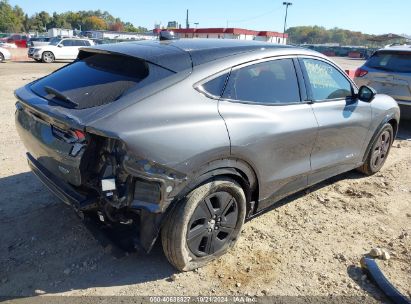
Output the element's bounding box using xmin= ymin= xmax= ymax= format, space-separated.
xmin=388 ymin=119 xmax=398 ymax=137
xmin=42 ymin=51 xmax=54 ymax=57
xmin=209 ymin=169 xmax=259 ymax=218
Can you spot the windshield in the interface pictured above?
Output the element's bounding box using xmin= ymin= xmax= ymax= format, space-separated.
xmin=366 ymin=51 xmax=411 ymax=73
xmin=49 ymin=38 xmax=61 ymax=46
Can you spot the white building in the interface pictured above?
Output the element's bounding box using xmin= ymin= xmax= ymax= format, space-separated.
xmin=82 ymin=30 xmax=157 ymax=41
xmin=170 ymin=28 xmax=288 ymax=44
xmin=48 ymin=28 xmax=74 ymax=38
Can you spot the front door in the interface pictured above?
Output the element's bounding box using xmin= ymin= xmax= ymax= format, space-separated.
xmin=58 ymin=39 xmax=79 ymax=59
xmin=299 ymin=57 xmax=372 ymax=185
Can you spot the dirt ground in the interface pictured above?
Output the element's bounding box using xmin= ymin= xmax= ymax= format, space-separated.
xmin=0 ymin=59 xmax=410 ymax=303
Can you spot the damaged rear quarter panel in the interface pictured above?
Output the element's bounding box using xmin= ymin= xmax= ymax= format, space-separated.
xmin=87 ymin=74 xmax=231 ymax=195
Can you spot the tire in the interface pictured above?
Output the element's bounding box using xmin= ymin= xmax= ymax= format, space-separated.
xmin=42 ymin=51 xmax=55 ymax=63
xmin=0 ymin=52 xmax=4 ymax=63
xmin=161 ymin=177 xmax=246 ymax=271
xmin=358 ymin=123 xmax=394 ymax=176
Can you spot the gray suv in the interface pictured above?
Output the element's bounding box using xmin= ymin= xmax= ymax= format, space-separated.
xmin=15 ymin=40 xmax=400 ymax=271
xmin=355 ymin=46 xmax=411 ymax=119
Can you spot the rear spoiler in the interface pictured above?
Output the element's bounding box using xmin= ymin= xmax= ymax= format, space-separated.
xmin=78 ymin=41 xmax=193 ymax=73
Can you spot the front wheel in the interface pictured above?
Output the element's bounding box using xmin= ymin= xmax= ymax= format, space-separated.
xmin=161 ymin=178 xmax=246 ymax=271
xmin=358 ymin=123 xmax=394 ymax=175
xmin=0 ymin=52 xmax=4 ymax=63
xmin=42 ymin=51 xmax=55 ymax=63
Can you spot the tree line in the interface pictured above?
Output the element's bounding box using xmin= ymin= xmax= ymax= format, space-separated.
xmin=286 ymin=26 xmax=377 ymax=46
xmin=0 ymin=0 xmax=148 ymax=33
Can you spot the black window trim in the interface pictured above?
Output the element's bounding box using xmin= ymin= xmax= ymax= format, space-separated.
xmin=195 ymin=55 xmax=308 ymax=107
xmin=297 ymin=55 xmax=359 ymax=103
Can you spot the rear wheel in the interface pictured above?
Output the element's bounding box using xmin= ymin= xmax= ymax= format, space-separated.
xmin=161 ymin=178 xmax=246 ymax=271
xmin=0 ymin=52 xmax=4 ymax=63
xmin=358 ymin=123 xmax=393 ymax=175
xmin=42 ymin=51 xmax=55 ymax=63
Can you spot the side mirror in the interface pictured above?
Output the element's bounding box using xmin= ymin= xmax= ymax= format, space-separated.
xmin=358 ymin=86 xmax=376 ymax=103
xmin=57 ymin=44 xmax=63 ymax=48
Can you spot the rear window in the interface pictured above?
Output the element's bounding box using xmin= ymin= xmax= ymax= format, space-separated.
xmin=366 ymin=51 xmax=411 ymax=73
xmin=30 ymin=52 xmax=174 ymax=109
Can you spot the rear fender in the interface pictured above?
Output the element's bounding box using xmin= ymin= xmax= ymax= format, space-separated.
xmin=141 ymin=159 xmax=259 ymax=252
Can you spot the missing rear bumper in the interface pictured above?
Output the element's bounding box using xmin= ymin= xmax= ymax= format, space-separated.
xmin=27 ymin=152 xmax=97 ymax=211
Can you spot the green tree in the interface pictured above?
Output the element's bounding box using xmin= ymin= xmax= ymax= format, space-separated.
xmin=287 ymin=26 xmax=376 ymax=46
xmin=27 ymin=11 xmax=51 ymax=32
xmin=0 ymin=0 xmax=24 ymax=32
xmin=48 ymin=12 xmax=71 ymax=29
xmin=1 ymin=5 xmax=148 ymax=34
xmin=83 ymin=16 xmax=107 ymax=30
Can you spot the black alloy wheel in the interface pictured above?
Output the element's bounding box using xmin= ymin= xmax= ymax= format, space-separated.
xmin=161 ymin=177 xmax=246 ymax=271
xmin=358 ymin=123 xmax=394 ymax=176
xmin=187 ymin=191 xmax=238 ymax=257
xmin=370 ymin=129 xmax=391 ymax=171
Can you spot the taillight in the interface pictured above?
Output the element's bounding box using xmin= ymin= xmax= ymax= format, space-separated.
xmin=72 ymin=129 xmax=86 ymax=141
xmin=355 ymin=68 xmax=368 ymax=78
xmin=52 ymin=126 xmax=86 ymax=143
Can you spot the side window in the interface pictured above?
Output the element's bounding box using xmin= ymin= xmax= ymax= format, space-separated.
xmin=61 ymin=40 xmax=73 ymax=46
xmin=222 ymin=59 xmax=301 ymax=104
xmin=75 ymin=40 xmax=87 ymax=46
xmin=301 ymin=58 xmax=352 ymax=101
xmin=201 ymin=73 xmax=229 ymax=97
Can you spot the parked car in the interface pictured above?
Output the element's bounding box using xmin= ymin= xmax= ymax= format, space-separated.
xmin=0 ymin=46 xmax=11 ymax=62
xmin=28 ymin=37 xmax=94 ymax=63
xmin=5 ymin=34 xmax=30 ymax=48
xmin=355 ymin=46 xmax=411 ymax=119
xmin=28 ymin=37 xmax=51 ymax=47
xmin=0 ymin=41 xmax=17 ymax=48
xmin=15 ymin=40 xmax=400 ymax=271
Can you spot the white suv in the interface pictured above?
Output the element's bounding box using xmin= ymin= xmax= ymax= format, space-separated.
xmin=28 ymin=37 xmax=94 ymax=63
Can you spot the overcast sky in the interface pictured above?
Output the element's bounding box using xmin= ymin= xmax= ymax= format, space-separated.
xmin=9 ymin=0 xmax=411 ymax=35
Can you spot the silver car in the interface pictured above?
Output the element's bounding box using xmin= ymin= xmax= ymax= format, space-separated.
xmin=355 ymin=46 xmax=411 ymax=119
xmin=15 ymin=40 xmax=400 ymax=271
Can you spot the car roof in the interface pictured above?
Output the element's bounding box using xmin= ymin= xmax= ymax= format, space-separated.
xmin=165 ymin=39 xmax=295 ymax=66
xmin=80 ymin=39 xmax=302 ymax=73
xmin=61 ymin=37 xmax=90 ymax=40
xmin=379 ymin=46 xmax=411 ymax=52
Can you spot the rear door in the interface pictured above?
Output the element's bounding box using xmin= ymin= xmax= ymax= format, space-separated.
xmin=299 ymin=57 xmax=372 ymax=185
xmin=217 ymin=57 xmax=318 ymax=210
